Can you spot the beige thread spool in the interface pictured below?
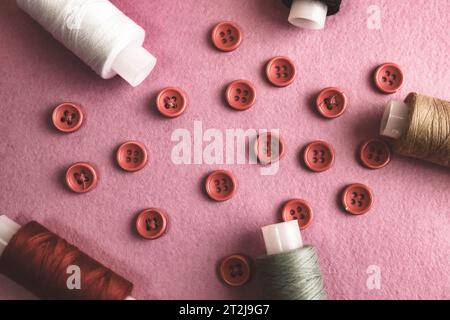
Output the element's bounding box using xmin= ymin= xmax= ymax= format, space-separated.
xmin=380 ymin=92 xmax=450 ymax=167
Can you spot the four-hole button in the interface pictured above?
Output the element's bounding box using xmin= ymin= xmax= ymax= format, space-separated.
xmin=266 ymin=56 xmax=297 ymax=87
xmin=374 ymin=63 xmax=404 ymax=94
xmin=116 ymin=141 xmax=148 ymax=172
xmin=219 ymin=254 xmax=252 ymax=287
xmin=225 ymin=80 xmax=256 ymax=111
xmin=211 ymin=21 xmax=243 ymax=52
xmin=342 ymin=183 xmax=374 ymax=215
xmin=303 ymin=140 xmax=335 ymax=172
xmin=281 ymin=199 xmax=313 ymax=230
xmin=359 ymin=138 xmax=391 ymax=169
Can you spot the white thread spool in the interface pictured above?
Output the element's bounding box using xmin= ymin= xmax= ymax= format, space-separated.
xmin=17 ymin=0 xmax=157 ymax=87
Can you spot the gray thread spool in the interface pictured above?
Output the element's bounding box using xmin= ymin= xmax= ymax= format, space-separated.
xmin=257 ymin=220 xmax=326 ymax=300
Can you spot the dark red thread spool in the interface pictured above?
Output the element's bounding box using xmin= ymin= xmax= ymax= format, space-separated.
xmin=0 ymin=221 xmax=133 ymax=300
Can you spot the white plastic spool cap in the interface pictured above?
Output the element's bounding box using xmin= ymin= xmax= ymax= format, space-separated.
xmin=0 ymin=215 xmax=135 ymax=300
xmin=262 ymin=220 xmax=303 ymax=255
xmin=112 ymin=45 xmax=157 ymax=87
xmin=288 ymin=0 xmax=328 ymax=30
xmin=0 ymin=215 xmax=21 ymax=257
xmin=380 ymin=100 xmax=409 ymax=139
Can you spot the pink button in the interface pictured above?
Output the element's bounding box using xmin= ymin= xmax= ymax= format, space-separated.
xmin=255 ymin=132 xmax=285 ymax=165
xmin=219 ymin=254 xmax=252 ymax=287
xmin=52 ymin=103 xmax=84 ymax=133
xmin=374 ymin=63 xmax=404 ymax=94
xmin=205 ymin=170 xmax=237 ymax=201
xmin=116 ymin=141 xmax=148 ymax=172
xmin=156 ymin=87 xmax=187 ymax=118
xmin=266 ymin=56 xmax=297 ymax=87
xmin=135 ymin=208 xmax=168 ymax=240
xmin=303 ymin=140 xmax=335 ymax=172
xmin=211 ymin=21 xmax=242 ymax=52
xmin=225 ymin=80 xmax=256 ymax=111
xmin=359 ymin=138 xmax=391 ymax=169
xmin=281 ymin=199 xmax=313 ymax=230
xmin=342 ymin=183 xmax=374 ymax=215
xmin=316 ymin=87 xmax=347 ymax=118
xmin=65 ymin=162 xmax=98 ymax=193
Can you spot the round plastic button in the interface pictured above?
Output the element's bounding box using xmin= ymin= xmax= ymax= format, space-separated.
xmin=205 ymin=170 xmax=237 ymax=201
xmin=374 ymin=63 xmax=404 ymax=94
xmin=52 ymin=103 xmax=84 ymax=133
xmin=225 ymin=80 xmax=256 ymax=111
xmin=359 ymin=138 xmax=391 ymax=169
xmin=116 ymin=141 xmax=148 ymax=172
xmin=135 ymin=208 xmax=168 ymax=240
xmin=281 ymin=199 xmax=313 ymax=230
xmin=255 ymin=132 xmax=285 ymax=165
xmin=316 ymin=87 xmax=347 ymax=118
xmin=342 ymin=183 xmax=373 ymax=215
xmin=211 ymin=21 xmax=242 ymax=52
xmin=156 ymin=87 xmax=187 ymax=118
xmin=266 ymin=56 xmax=296 ymax=87
xmin=303 ymin=140 xmax=335 ymax=172
xmin=65 ymin=162 xmax=98 ymax=193
xmin=219 ymin=254 xmax=252 ymax=287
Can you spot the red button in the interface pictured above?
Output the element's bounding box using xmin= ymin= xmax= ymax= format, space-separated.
xmin=374 ymin=63 xmax=404 ymax=94
xmin=116 ymin=141 xmax=148 ymax=172
xmin=205 ymin=170 xmax=237 ymax=201
xmin=255 ymin=132 xmax=285 ymax=165
xmin=135 ymin=208 xmax=168 ymax=240
xmin=65 ymin=162 xmax=98 ymax=193
xmin=281 ymin=199 xmax=313 ymax=230
xmin=52 ymin=103 xmax=84 ymax=133
xmin=211 ymin=21 xmax=242 ymax=52
xmin=219 ymin=254 xmax=252 ymax=287
xmin=342 ymin=183 xmax=373 ymax=215
xmin=315 ymin=87 xmax=347 ymax=118
xmin=303 ymin=141 xmax=335 ymax=172
xmin=266 ymin=56 xmax=297 ymax=87
xmin=156 ymin=87 xmax=187 ymax=118
xmin=225 ymin=80 xmax=256 ymax=111
xmin=359 ymin=138 xmax=391 ymax=169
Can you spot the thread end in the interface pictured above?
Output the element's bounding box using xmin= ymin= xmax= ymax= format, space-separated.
xmin=288 ymin=0 xmax=328 ymax=30
xmin=112 ymin=45 xmax=157 ymax=87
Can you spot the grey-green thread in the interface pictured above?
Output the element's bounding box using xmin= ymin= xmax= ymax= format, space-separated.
xmin=257 ymin=246 xmax=326 ymax=300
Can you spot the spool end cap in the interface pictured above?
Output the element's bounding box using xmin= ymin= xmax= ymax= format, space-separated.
xmin=380 ymin=100 xmax=409 ymax=139
xmin=112 ymin=45 xmax=157 ymax=87
xmin=261 ymin=220 xmax=303 ymax=255
xmin=288 ymin=0 xmax=328 ymax=30
xmin=0 ymin=215 xmax=21 ymax=257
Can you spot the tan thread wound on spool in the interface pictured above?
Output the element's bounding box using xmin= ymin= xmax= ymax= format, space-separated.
xmin=394 ymin=93 xmax=450 ymax=167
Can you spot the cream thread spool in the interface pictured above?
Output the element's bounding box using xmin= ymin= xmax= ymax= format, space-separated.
xmin=257 ymin=220 xmax=327 ymax=300
xmin=17 ymin=0 xmax=157 ymax=87
xmin=380 ymin=92 xmax=450 ymax=167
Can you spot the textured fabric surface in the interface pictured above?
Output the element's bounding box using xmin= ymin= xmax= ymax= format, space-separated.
xmin=0 ymin=0 xmax=449 ymax=299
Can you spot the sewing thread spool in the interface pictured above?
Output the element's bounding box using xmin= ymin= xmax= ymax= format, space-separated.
xmin=0 ymin=215 xmax=134 ymax=300
xmin=257 ymin=220 xmax=326 ymax=300
xmin=17 ymin=0 xmax=157 ymax=87
xmin=282 ymin=0 xmax=342 ymax=30
xmin=380 ymin=92 xmax=450 ymax=167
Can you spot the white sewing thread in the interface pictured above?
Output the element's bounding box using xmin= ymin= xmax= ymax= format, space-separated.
xmin=17 ymin=0 xmax=156 ymax=86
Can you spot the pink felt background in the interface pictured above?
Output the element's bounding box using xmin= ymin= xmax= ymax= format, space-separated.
xmin=0 ymin=0 xmax=449 ymax=300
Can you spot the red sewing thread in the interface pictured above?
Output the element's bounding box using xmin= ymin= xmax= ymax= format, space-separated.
xmin=0 ymin=221 xmax=133 ymax=300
